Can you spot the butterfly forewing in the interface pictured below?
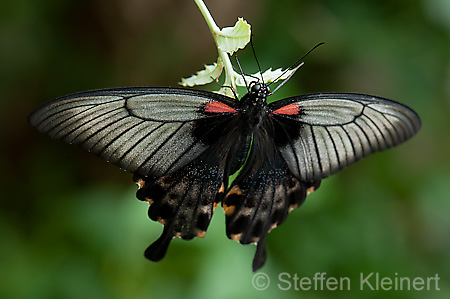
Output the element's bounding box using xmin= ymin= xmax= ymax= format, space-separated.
xmin=29 ymin=87 xmax=239 ymax=177
xmin=269 ymin=93 xmax=421 ymax=182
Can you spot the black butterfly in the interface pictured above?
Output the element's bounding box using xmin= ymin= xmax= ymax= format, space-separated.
xmin=29 ymin=81 xmax=420 ymax=271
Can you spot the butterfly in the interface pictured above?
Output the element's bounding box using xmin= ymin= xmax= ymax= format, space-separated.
xmin=29 ymin=80 xmax=420 ymax=271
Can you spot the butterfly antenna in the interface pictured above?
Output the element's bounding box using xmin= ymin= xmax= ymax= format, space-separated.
xmin=250 ymin=37 xmax=264 ymax=83
xmin=234 ymin=53 xmax=250 ymax=91
xmin=268 ymin=62 xmax=304 ymax=95
xmin=268 ymin=42 xmax=325 ymax=93
xmin=232 ymin=62 xmax=260 ymax=81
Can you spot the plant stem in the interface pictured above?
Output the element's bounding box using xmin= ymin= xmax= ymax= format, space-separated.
xmin=194 ymin=0 xmax=220 ymax=34
xmin=194 ymin=0 xmax=236 ymax=97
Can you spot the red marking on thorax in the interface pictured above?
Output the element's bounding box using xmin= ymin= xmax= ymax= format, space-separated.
xmin=272 ymin=103 xmax=300 ymax=115
xmin=204 ymin=101 xmax=237 ymax=114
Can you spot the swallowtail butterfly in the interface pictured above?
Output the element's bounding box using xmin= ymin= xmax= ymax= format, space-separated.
xmin=29 ymin=77 xmax=420 ymax=271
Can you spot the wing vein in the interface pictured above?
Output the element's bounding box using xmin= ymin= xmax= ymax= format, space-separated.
xmin=137 ymin=122 xmax=189 ymax=173
xmin=117 ymin=122 xmax=166 ymax=167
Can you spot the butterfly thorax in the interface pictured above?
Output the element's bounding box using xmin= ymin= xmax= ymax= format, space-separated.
xmin=240 ymin=82 xmax=270 ymax=130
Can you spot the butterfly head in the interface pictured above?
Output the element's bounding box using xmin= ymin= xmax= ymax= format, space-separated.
xmin=249 ymin=81 xmax=270 ymax=101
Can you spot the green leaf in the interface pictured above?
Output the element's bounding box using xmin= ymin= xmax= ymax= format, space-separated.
xmin=235 ymin=68 xmax=296 ymax=86
xmin=179 ymin=62 xmax=222 ymax=87
xmin=216 ymin=18 xmax=251 ymax=54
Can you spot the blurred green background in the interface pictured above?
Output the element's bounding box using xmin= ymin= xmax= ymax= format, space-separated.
xmin=1 ymin=0 xmax=449 ymax=298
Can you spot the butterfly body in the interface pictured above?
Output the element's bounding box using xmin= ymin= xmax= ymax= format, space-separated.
xmin=238 ymin=82 xmax=271 ymax=128
xmin=29 ymin=82 xmax=420 ymax=271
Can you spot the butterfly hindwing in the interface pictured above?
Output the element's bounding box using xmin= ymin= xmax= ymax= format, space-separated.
xmin=133 ymin=149 xmax=226 ymax=261
xmin=222 ymin=128 xmax=320 ymax=271
xmin=269 ymin=93 xmax=421 ymax=182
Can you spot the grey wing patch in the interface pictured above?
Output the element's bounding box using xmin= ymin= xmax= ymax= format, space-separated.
xmin=271 ymin=93 xmax=421 ymax=182
xmin=28 ymin=88 xmax=236 ymax=177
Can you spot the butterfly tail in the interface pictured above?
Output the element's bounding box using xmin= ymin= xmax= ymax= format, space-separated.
xmin=252 ymin=237 xmax=267 ymax=272
xmin=144 ymin=226 xmax=173 ymax=261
